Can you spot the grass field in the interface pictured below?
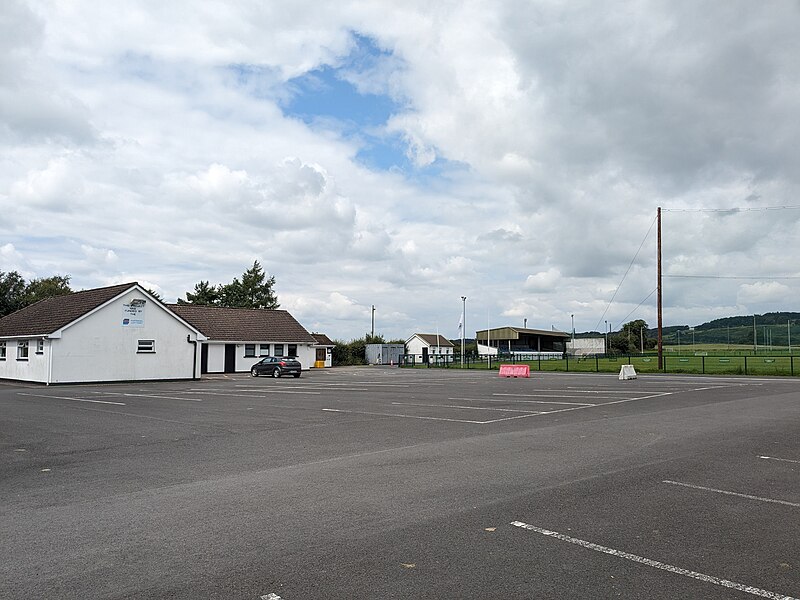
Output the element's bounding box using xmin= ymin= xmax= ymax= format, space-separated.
xmin=409 ymin=352 xmax=799 ymax=376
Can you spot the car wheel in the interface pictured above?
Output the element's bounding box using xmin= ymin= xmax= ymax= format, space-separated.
xmin=250 ymin=368 xmax=258 ymax=377
xmin=293 ymin=373 xmax=301 ymax=378
xmin=272 ymin=368 xmax=281 ymax=378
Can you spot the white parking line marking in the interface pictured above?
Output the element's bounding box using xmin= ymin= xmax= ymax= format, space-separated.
xmin=392 ymin=402 xmax=539 ymax=413
xmin=123 ymin=393 xmax=203 ymax=402
xmin=321 ymin=408 xmax=488 ymax=424
xmin=487 ymin=395 xmax=596 ymax=406
xmin=663 ymin=480 xmax=800 ymax=508
xmin=188 ymin=389 xmax=321 ymax=396
xmin=18 ymin=392 xmax=126 ymax=406
xmin=510 ymin=521 xmax=799 ymax=600
xmin=759 ymin=455 xmax=800 ymax=465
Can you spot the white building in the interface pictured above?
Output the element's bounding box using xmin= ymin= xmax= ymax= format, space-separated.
xmin=168 ymin=304 xmax=318 ymax=373
xmin=311 ymin=333 xmax=335 ymax=368
xmin=405 ymin=333 xmax=454 ymax=364
xmin=0 ymin=283 xmax=205 ymax=384
xmin=566 ymin=337 xmax=606 ymax=356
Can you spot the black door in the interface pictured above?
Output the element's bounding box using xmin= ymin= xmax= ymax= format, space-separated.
xmin=201 ymin=344 xmax=209 ymax=374
xmin=422 ymin=347 xmax=429 ymax=364
xmin=224 ymin=344 xmax=237 ymax=373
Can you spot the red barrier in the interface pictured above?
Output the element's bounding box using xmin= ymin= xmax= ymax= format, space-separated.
xmin=499 ymin=364 xmax=530 ymax=378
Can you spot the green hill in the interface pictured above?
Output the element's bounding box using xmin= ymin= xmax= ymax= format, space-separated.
xmin=658 ymin=312 xmax=800 ymax=347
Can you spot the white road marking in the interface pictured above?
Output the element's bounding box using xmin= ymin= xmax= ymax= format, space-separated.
xmin=123 ymin=393 xmax=203 ymax=402
xmin=759 ymin=455 xmax=800 ymax=465
xmin=510 ymin=521 xmax=799 ymax=600
xmin=663 ymin=480 xmax=800 ymax=508
xmin=322 ymin=407 xmax=541 ymax=424
xmin=18 ymin=392 xmax=126 ymax=406
xmin=187 ymin=389 xmax=321 ymax=397
xmin=392 ymin=401 xmax=539 ymax=413
xmin=261 ymin=593 xmax=283 ymax=600
xmin=322 ymin=407 xmax=488 ymax=424
xmin=487 ymin=395 xmax=597 ymax=406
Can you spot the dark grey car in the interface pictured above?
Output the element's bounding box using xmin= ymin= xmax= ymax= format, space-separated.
xmin=250 ymin=356 xmax=302 ymax=378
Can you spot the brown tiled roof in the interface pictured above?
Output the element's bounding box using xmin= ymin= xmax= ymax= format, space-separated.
xmin=167 ymin=304 xmax=316 ymax=343
xmin=414 ymin=333 xmax=454 ymax=347
xmin=312 ymin=333 xmax=335 ymax=346
xmin=0 ymin=282 xmax=137 ymax=338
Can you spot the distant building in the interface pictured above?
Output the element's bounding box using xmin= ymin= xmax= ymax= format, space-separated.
xmin=365 ymin=344 xmax=404 ymax=366
xmin=566 ymin=337 xmax=606 ymax=356
xmin=476 ymin=326 xmax=569 ymax=359
xmin=168 ymin=304 xmax=318 ymax=373
xmin=406 ymin=333 xmax=454 ymax=364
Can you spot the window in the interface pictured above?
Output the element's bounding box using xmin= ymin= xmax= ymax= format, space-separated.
xmin=287 ymin=344 xmax=297 ymax=357
xmin=36 ymin=339 xmax=44 ymax=354
xmin=17 ymin=340 xmax=29 ymax=360
xmin=244 ymin=344 xmax=256 ymax=357
xmin=0 ymin=341 xmax=5 ymax=360
xmin=259 ymin=344 xmax=270 ymax=356
xmin=137 ymin=340 xmax=155 ymax=353
xmin=274 ymin=344 xmax=284 ymax=357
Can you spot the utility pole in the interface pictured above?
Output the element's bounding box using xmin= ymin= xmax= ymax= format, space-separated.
xmin=371 ymin=305 xmax=375 ymax=338
xmin=657 ymin=206 xmax=663 ymax=370
xmin=753 ymin=315 xmax=757 ymax=354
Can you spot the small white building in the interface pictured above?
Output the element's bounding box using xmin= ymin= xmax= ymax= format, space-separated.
xmin=405 ymin=333 xmax=454 ymax=364
xmin=168 ymin=304 xmax=318 ymax=373
xmin=566 ymin=337 xmax=606 ymax=356
xmin=0 ymin=283 xmax=205 ymax=384
xmin=311 ymin=333 xmax=335 ymax=368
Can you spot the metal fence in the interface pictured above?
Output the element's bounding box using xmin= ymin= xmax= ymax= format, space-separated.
xmin=400 ymin=353 xmax=798 ymax=377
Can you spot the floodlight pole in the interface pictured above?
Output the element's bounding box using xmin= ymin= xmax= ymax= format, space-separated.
xmin=371 ymin=305 xmax=375 ymax=338
xmin=657 ymin=206 xmax=663 ymax=370
xmin=788 ymin=319 xmax=792 ymax=354
xmin=461 ymin=296 xmax=467 ymax=368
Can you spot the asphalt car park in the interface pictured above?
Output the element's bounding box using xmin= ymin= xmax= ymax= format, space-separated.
xmin=1 ymin=368 xmax=798 ymax=599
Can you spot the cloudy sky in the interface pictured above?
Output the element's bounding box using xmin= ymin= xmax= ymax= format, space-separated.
xmin=2 ymin=1 xmax=799 ymax=340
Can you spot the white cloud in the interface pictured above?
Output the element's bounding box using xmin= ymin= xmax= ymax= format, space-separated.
xmin=1 ymin=0 xmax=799 ymax=340
xmin=524 ymin=268 xmax=561 ymax=293
xmin=737 ymin=281 xmax=791 ymax=305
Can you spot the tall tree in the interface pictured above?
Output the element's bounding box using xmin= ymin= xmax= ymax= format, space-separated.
xmin=178 ymin=280 xmax=220 ymax=305
xmin=0 ymin=271 xmax=26 ymax=317
xmin=23 ymin=275 xmax=73 ymax=307
xmin=611 ymin=319 xmax=653 ymax=354
xmin=219 ymin=261 xmax=279 ymax=309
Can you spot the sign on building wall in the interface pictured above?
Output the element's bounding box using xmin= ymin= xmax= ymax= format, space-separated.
xmin=122 ymin=299 xmax=146 ymax=328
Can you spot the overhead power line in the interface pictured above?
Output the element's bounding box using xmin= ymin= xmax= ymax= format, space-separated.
xmin=662 ymin=206 xmax=800 ymax=213
xmin=617 ymin=288 xmax=657 ymax=326
xmin=594 ymin=215 xmax=657 ymax=333
xmin=666 ymin=275 xmax=800 ymax=280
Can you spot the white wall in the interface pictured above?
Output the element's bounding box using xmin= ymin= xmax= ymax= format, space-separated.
xmin=0 ymin=339 xmax=50 ymax=382
xmin=204 ymin=342 xmax=316 ymax=373
xmin=406 ymin=336 xmax=453 ymax=363
xmin=49 ymin=292 xmax=200 ymax=383
xmin=206 ymin=343 xmax=225 ymax=373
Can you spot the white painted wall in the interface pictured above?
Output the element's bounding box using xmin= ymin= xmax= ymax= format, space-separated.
xmin=206 ymin=343 xmax=226 ymax=373
xmin=49 ymin=291 xmax=200 ymax=383
xmin=0 ymin=338 xmax=49 ymax=382
xmin=405 ymin=335 xmax=453 ymax=363
xmin=203 ymin=342 xmax=316 ymax=373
